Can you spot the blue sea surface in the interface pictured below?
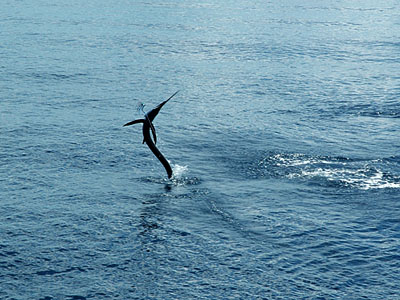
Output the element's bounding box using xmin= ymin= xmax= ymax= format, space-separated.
xmin=1 ymin=1 xmax=400 ymax=299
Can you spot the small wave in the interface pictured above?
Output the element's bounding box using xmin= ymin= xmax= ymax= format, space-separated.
xmin=260 ymin=153 xmax=400 ymax=190
xmin=309 ymin=100 xmax=400 ymax=119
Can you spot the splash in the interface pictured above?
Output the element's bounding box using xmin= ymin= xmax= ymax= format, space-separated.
xmin=136 ymin=102 xmax=146 ymax=115
xmin=167 ymin=164 xmax=202 ymax=186
xmin=171 ymin=164 xmax=188 ymax=179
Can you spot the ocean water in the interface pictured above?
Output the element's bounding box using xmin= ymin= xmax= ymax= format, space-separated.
xmin=1 ymin=1 xmax=400 ymax=299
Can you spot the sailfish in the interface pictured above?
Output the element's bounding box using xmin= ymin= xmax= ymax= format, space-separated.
xmin=123 ymin=91 xmax=179 ymax=178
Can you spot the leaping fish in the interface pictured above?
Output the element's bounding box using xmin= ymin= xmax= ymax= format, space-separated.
xmin=123 ymin=91 xmax=179 ymax=178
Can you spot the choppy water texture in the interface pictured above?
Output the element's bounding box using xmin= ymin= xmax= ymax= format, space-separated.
xmin=1 ymin=1 xmax=400 ymax=299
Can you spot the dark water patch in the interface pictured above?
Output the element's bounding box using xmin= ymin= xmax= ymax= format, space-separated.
xmin=292 ymin=98 xmax=400 ymax=122
xmin=27 ymin=72 xmax=89 ymax=83
xmin=0 ymin=250 xmax=19 ymax=257
xmin=36 ymin=267 xmax=86 ymax=276
xmin=360 ymin=109 xmax=400 ymax=119
xmin=334 ymin=102 xmax=400 ymax=119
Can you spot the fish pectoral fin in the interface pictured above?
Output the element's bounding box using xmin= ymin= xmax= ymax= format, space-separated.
xmin=123 ymin=119 xmax=144 ymax=127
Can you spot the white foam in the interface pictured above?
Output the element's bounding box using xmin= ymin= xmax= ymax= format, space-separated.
xmin=171 ymin=163 xmax=188 ymax=179
xmin=271 ymin=154 xmax=335 ymax=167
xmin=295 ymin=167 xmax=400 ymax=190
xmin=265 ymin=153 xmax=400 ymax=190
xmin=354 ymin=170 xmax=400 ymax=190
